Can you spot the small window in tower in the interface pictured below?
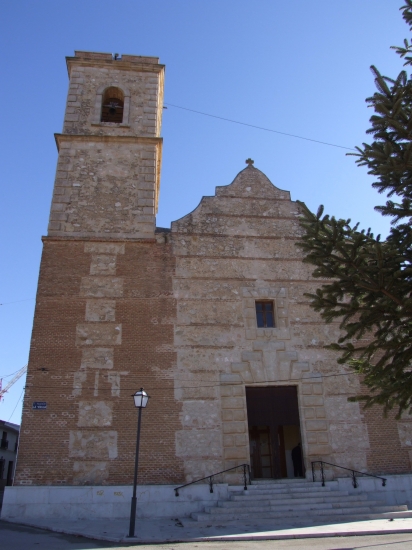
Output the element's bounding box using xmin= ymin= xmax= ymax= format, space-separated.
xmin=255 ymin=301 xmax=275 ymax=328
xmin=101 ymin=86 xmax=124 ymax=123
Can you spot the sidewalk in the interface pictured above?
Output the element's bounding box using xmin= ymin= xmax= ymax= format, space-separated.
xmin=3 ymin=516 xmax=412 ymax=544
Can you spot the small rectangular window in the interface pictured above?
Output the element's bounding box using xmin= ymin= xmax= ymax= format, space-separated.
xmin=255 ymin=301 xmax=275 ymax=328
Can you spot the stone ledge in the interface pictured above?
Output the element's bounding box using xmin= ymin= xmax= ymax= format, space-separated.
xmin=54 ymin=133 xmax=163 ymax=151
xmin=90 ymin=123 xmax=131 ymax=128
xmin=42 ymin=236 xmax=157 ymax=243
xmin=66 ymin=55 xmax=165 ymax=78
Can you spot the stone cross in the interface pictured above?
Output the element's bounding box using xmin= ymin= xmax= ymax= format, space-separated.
xmin=245 ymin=158 xmax=254 ymax=166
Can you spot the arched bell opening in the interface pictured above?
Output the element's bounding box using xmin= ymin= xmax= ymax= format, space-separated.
xmin=101 ymin=86 xmax=124 ymax=123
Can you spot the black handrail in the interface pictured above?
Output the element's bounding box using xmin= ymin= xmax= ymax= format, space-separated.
xmin=174 ymin=463 xmax=251 ymax=497
xmin=312 ymin=460 xmax=387 ymax=489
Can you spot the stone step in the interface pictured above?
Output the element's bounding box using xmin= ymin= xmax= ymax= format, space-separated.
xmin=371 ymin=505 xmax=409 ymax=513
xmin=247 ymin=482 xmax=337 ymax=490
xmin=248 ymin=480 xmax=332 ymax=489
xmin=369 ymin=510 xmax=412 ymax=519
xmin=239 ymin=486 xmax=340 ymax=496
xmin=192 ymin=504 xmax=407 ymax=522
xmin=205 ymin=500 xmax=388 ymax=515
xmin=252 ymin=477 xmax=338 ymax=486
xmin=193 ymin=479 xmax=411 ymax=528
xmin=186 ymin=509 xmax=412 ymax=527
xmin=246 ymin=482 xmax=339 ymax=493
xmin=224 ymin=494 xmax=371 ymax=507
xmin=231 ymin=489 xmax=351 ymax=500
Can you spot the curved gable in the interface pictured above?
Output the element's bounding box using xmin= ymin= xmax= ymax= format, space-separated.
xmin=216 ymin=165 xmax=290 ymax=200
xmin=171 ymin=164 xmax=297 ymax=235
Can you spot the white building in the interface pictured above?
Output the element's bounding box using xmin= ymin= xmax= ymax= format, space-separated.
xmin=0 ymin=421 xmax=20 ymax=489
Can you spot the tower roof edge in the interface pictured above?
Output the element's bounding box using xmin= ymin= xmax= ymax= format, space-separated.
xmin=65 ymin=51 xmax=164 ymax=77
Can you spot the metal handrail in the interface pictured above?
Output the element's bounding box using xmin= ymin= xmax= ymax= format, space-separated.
xmin=311 ymin=460 xmax=387 ymax=489
xmin=174 ymin=463 xmax=251 ymax=497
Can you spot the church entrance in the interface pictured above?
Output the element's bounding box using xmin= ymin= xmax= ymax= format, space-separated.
xmin=246 ymin=386 xmax=304 ymax=479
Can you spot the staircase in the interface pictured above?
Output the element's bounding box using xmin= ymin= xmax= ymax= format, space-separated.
xmin=190 ymin=478 xmax=412 ymax=527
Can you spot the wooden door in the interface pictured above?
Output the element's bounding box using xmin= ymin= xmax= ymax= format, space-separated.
xmin=249 ymin=426 xmax=273 ymax=478
xmin=246 ymin=386 xmax=301 ymax=479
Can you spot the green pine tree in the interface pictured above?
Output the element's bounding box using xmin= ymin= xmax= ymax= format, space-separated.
xmin=296 ymin=2 xmax=412 ymax=417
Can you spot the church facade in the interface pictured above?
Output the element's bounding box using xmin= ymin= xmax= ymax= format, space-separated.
xmin=3 ymin=51 xmax=412 ymax=519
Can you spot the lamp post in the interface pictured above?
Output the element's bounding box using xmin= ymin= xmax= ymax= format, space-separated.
xmin=128 ymin=388 xmax=149 ymax=538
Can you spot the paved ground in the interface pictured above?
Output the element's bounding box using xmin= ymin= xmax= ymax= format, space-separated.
xmin=2 ymin=521 xmax=412 ymax=549
xmin=2 ymin=516 xmax=412 ymax=545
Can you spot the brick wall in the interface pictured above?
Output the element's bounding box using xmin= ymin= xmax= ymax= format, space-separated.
xmin=15 ymin=238 xmax=184 ymax=486
xmin=363 ymin=405 xmax=411 ymax=475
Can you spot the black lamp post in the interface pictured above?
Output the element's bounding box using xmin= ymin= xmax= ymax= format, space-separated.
xmin=128 ymin=388 xmax=149 ymax=538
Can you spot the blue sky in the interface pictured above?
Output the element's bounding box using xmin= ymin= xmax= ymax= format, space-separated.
xmin=0 ymin=0 xmax=407 ymax=423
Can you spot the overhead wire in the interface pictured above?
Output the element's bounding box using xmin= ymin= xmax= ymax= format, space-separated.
xmin=3 ymin=104 xmax=356 ymax=402
xmin=0 ymin=106 xmax=353 ymax=314
xmin=0 ymin=298 xmax=35 ymax=306
xmin=164 ymin=102 xmax=356 ymax=151
xmin=0 ymin=367 xmax=27 ymax=379
xmin=23 ymin=370 xmax=358 ymax=393
xmin=7 ymin=388 xmax=24 ymax=421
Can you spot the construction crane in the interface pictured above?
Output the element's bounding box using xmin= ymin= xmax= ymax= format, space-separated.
xmin=0 ymin=365 xmax=27 ymax=401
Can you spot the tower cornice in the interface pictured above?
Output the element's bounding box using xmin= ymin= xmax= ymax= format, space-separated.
xmin=54 ymin=133 xmax=163 ymax=151
xmin=66 ymin=52 xmax=165 ymax=77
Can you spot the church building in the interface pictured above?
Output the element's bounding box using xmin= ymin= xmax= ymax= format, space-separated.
xmin=2 ymin=51 xmax=412 ymax=521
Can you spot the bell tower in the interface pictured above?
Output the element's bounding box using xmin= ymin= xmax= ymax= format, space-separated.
xmin=49 ymin=51 xmax=164 ymax=239
xmin=13 ymin=52 xmax=182 ymax=489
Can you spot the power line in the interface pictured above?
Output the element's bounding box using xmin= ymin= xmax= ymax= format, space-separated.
xmin=0 ymin=298 xmax=34 ymax=306
xmin=8 ymin=388 xmax=24 ymax=421
xmin=0 ymin=368 xmax=26 ymax=379
xmin=164 ymin=102 xmax=356 ymax=151
xmin=23 ymin=371 xmax=358 ymax=393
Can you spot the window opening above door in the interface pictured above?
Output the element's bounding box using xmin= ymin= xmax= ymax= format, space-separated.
xmin=255 ymin=301 xmax=275 ymax=328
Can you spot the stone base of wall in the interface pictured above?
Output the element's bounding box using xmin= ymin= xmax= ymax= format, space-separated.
xmin=336 ymin=474 xmax=412 ymax=508
xmin=1 ymin=484 xmax=229 ymax=520
xmin=3 ymin=475 xmax=412 ymax=520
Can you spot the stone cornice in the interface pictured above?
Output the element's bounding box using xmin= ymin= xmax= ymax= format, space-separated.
xmin=42 ymin=236 xmax=157 ymax=243
xmin=54 ymin=133 xmax=162 ymax=150
xmin=66 ymin=56 xmax=165 ymax=77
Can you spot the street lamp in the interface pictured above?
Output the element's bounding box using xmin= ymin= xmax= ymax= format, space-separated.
xmin=128 ymin=388 xmax=149 ymax=538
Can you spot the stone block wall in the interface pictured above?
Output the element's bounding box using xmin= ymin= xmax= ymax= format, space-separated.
xmin=48 ymin=137 xmax=161 ymax=238
xmin=171 ymin=164 xmax=411 ymax=482
xmin=64 ymin=51 xmax=164 ymax=138
xmin=48 ymin=50 xmax=164 ymax=239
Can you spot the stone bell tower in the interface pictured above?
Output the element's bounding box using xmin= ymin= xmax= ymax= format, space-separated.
xmin=13 ymin=52 xmax=183 ymax=488
xmin=49 ymin=51 xmax=164 ymax=238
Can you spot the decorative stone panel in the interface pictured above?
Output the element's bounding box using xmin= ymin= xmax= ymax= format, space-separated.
xmin=398 ymin=419 xmax=412 ymax=465
xmin=216 ymin=282 xmax=336 ymax=470
xmin=70 ymin=242 xmax=125 ymax=482
xmin=69 ymin=430 xmax=118 ymax=459
xmin=241 ymin=286 xmax=290 ymax=341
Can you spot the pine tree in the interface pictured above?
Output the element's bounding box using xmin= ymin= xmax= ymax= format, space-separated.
xmin=297 ymin=2 xmax=412 ymax=417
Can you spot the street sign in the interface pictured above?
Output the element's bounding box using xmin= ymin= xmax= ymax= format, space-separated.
xmin=32 ymin=402 xmax=47 ymax=410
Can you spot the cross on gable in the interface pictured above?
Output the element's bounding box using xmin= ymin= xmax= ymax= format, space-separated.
xmin=245 ymin=158 xmax=254 ymax=166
